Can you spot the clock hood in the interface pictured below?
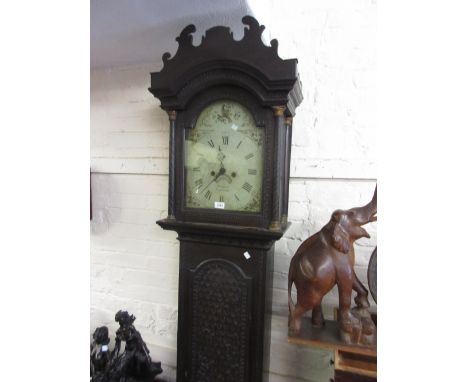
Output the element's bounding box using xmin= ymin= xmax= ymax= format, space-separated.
xmin=149 ymin=16 xmax=303 ymax=116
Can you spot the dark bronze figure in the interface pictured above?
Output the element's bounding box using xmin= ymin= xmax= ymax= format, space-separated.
xmin=288 ymin=187 xmax=377 ymax=345
xmin=91 ymin=311 xmax=163 ymax=382
xmin=91 ymin=326 xmax=111 ymax=380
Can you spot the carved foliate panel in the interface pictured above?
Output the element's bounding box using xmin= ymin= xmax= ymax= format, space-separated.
xmin=189 ymin=259 xmax=252 ymax=381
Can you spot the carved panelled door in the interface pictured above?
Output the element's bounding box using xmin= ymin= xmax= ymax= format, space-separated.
xmin=190 ymin=259 xmax=252 ymax=381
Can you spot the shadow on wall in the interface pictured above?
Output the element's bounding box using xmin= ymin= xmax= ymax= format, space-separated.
xmin=91 ymin=172 xmax=121 ymax=235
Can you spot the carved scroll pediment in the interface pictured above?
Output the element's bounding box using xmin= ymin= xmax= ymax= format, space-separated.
xmin=149 ymin=16 xmax=303 ymax=114
xmin=159 ymin=16 xmax=286 ymax=77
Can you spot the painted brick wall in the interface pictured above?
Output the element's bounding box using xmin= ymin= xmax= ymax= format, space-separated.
xmin=91 ymin=2 xmax=376 ymax=381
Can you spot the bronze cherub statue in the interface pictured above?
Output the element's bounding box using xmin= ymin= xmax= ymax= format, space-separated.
xmin=108 ymin=311 xmax=162 ymax=382
xmin=90 ymin=326 xmax=111 ymax=381
xmin=90 ymin=311 xmax=163 ymax=382
xmin=288 ymin=186 xmax=377 ymax=345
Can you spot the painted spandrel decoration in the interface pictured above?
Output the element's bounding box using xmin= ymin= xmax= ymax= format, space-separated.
xmin=288 ymin=187 xmax=377 ymax=346
xmin=90 ymin=311 xmax=163 ymax=382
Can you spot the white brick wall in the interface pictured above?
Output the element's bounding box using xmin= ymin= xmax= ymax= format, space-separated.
xmin=91 ymin=2 xmax=376 ymax=380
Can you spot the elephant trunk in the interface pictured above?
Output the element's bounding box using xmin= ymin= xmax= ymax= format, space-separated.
xmin=356 ymin=185 xmax=377 ymax=224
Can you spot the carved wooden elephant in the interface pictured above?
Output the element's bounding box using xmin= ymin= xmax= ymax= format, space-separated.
xmin=288 ymin=187 xmax=377 ymax=340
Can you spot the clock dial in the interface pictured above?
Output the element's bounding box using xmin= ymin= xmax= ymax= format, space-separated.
xmin=185 ymin=100 xmax=263 ymax=212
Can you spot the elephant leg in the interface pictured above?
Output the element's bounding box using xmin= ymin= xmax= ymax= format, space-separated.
xmin=311 ymin=298 xmax=324 ymax=327
xmin=289 ymin=304 xmax=306 ymax=333
xmin=352 ymin=270 xmax=370 ymax=308
xmin=337 ymin=281 xmax=361 ymax=344
xmin=351 ymin=272 xmax=375 ymax=338
xmin=337 ymin=281 xmax=359 ymax=328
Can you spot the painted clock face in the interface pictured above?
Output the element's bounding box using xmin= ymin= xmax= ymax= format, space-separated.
xmin=184 ymin=100 xmax=264 ymax=212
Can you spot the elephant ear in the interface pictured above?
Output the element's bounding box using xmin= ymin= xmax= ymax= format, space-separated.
xmin=332 ymin=223 xmax=350 ymax=254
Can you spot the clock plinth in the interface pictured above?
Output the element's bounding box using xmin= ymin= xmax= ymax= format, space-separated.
xmin=150 ymin=16 xmax=302 ymax=382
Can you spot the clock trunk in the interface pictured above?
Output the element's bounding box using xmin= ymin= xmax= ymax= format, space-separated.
xmin=176 ymin=233 xmax=275 ymax=382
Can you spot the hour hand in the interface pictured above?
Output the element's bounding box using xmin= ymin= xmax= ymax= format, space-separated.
xmin=217 ymin=146 xmax=226 ymax=162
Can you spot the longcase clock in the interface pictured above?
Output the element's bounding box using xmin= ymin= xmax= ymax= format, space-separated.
xmin=149 ymin=16 xmax=303 ymax=382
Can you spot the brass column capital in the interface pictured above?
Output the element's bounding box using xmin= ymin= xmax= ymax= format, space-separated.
xmin=167 ymin=110 xmax=177 ymax=121
xmin=285 ymin=116 xmax=293 ymax=126
xmin=272 ymin=105 xmax=286 ymax=117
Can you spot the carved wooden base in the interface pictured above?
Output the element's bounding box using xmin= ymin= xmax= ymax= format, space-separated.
xmin=288 ymin=317 xmax=376 ymax=355
xmin=288 ymin=312 xmax=377 ymax=382
xmin=335 ymin=369 xmax=377 ymax=382
xmin=339 ymin=308 xmax=376 ymax=346
xmin=288 ymin=314 xmax=377 ymax=380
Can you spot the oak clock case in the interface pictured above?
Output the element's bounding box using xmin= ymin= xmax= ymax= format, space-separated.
xmin=149 ymin=16 xmax=303 ymax=382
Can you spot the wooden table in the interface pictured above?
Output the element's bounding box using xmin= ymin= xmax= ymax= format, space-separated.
xmin=288 ymin=317 xmax=377 ymax=380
